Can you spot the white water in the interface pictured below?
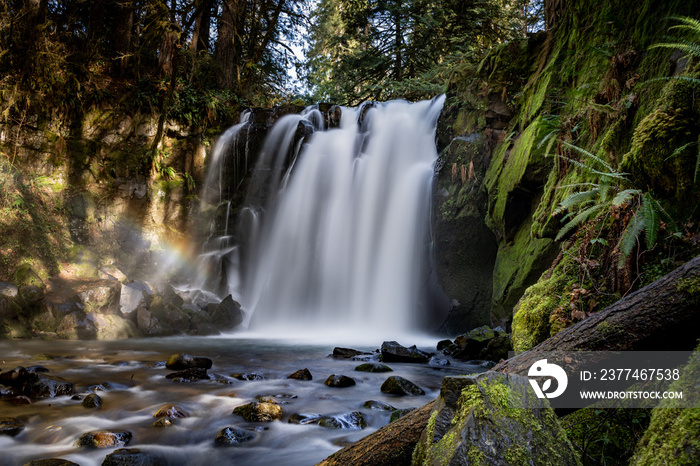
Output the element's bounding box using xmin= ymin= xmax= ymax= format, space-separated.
xmin=239 ymin=97 xmax=446 ymax=336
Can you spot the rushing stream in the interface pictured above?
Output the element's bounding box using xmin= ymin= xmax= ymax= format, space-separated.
xmin=0 ymin=336 xmax=484 ymax=465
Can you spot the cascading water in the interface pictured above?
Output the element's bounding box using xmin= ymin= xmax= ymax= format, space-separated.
xmin=197 ymin=97 xmax=446 ymax=338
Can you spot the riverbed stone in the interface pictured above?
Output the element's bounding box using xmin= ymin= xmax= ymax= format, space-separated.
xmin=18 ymin=285 xmax=45 ymax=306
xmin=0 ymin=368 xmax=76 ymax=399
xmin=74 ymin=430 xmax=132 ymax=448
xmin=380 ymin=341 xmax=432 ymax=363
xmin=206 ymin=294 xmax=243 ymax=329
xmin=166 ymin=353 xmax=213 ymax=370
xmin=0 ymin=417 xmax=25 ymax=436
xmin=152 ymin=417 xmax=174 ymax=427
xmin=231 ymin=372 xmax=266 ymax=381
xmin=288 ymin=413 xmax=322 ymax=424
xmin=362 ymin=400 xmax=396 ymax=411
xmin=413 ymin=372 xmax=581 ymax=465
xmin=215 ymin=427 xmax=254 ymax=446
xmin=165 ymin=367 xmax=209 ymax=382
xmin=318 ymin=412 xmax=367 ymax=430
xmin=354 ymin=363 xmax=393 ymax=373
xmin=150 ymin=297 xmax=189 ymax=331
xmin=233 ymin=401 xmax=282 ymax=422
xmin=102 ymin=448 xmax=164 ymax=465
xmin=136 ymin=307 xmax=172 ymax=336
xmin=82 ymin=393 xmax=102 ymax=408
xmin=332 ymin=347 xmax=372 ymax=359
xmin=22 ymin=459 xmax=79 ymax=466
xmin=324 ymin=374 xmax=356 ymax=388
xmin=287 ymin=368 xmax=313 ymax=380
xmin=380 ymin=376 xmax=425 ymax=396
xmin=153 ymin=404 xmax=189 ymax=418
xmin=76 ymin=279 xmax=122 ymax=315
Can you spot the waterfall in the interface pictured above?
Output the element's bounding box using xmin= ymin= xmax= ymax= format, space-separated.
xmin=236 ymin=97 xmax=446 ymax=336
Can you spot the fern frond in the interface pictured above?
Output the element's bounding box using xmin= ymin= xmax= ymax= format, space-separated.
xmin=557 ymin=154 xmax=628 ymax=180
xmin=556 ymin=182 xmax=600 ymax=189
xmin=560 ymin=141 xmax=617 ymax=174
xmin=612 ymin=189 xmax=642 ymax=206
xmin=641 ymin=193 xmax=659 ymax=247
xmin=553 ymin=189 xmax=599 ymax=216
xmin=556 ymin=203 xmax=603 ymax=241
xmin=618 ymin=210 xmax=646 ymax=267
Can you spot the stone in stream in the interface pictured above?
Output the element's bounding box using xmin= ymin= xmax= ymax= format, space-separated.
xmin=390 ymin=408 xmax=417 ymax=422
xmin=288 ymin=413 xmax=323 ymax=425
xmin=231 ymin=372 xmax=266 ymax=381
xmin=153 ymin=403 xmax=189 ymax=418
xmin=324 ymin=374 xmax=356 ymax=388
xmin=165 ymin=353 xmax=213 ymax=370
xmin=23 ymin=373 xmax=75 ymax=398
xmin=0 ymin=417 xmax=25 ymax=436
xmin=152 ymin=417 xmax=174 ymax=427
xmin=215 ymin=427 xmax=254 ymax=446
xmin=82 ymin=393 xmax=102 ymax=408
xmin=380 ymin=341 xmax=432 ymax=363
xmin=318 ymin=412 xmax=367 ymax=430
xmin=233 ymin=401 xmax=283 ymax=422
xmin=332 ymin=347 xmax=373 ymax=359
xmin=165 ymin=367 xmax=209 ymax=382
xmin=74 ymin=430 xmax=132 ymax=448
xmin=206 ymin=294 xmax=244 ymax=329
xmin=287 ymin=368 xmax=313 ymax=380
xmin=102 ymin=448 xmax=165 ymax=465
xmin=22 ymin=459 xmax=80 ymax=466
xmin=354 ymin=362 xmax=393 ymax=373
xmin=362 ymin=400 xmax=396 ymax=411
xmin=380 ymin=376 xmax=425 ymax=396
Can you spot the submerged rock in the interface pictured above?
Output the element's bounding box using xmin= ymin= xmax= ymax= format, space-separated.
xmin=380 ymin=376 xmax=425 ymax=396
xmin=102 ymin=448 xmax=165 ymax=465
xmin=231 ymin=372 xmax=266 ymax=381
xmin=74 ymin=430 xmax=132 ymax=448
xmin=287 ymin=368 xmax=313 ymax=380
xmin=152 ymin=418 xmax=174 ymax=427
xmin=153 ymin=404 xmax=189 ymax=418
xmin=215 ymin=427 xmax=254 ymax=446
xmin=22 ymin=459 xmax=79 ymax=466
xmin=354 ymin=363 xmax=393 ymax=373
xmin=413 ymin=372 xmax=581 ymax=465
xmin=332 ymin=347 xmax=372 ymax=359
xmin=324 ymin=374 xmax=356 ymax=388
xmin=165 ymin=368 xmax=209 ymax=382
xmin=362 ymin=400 xmax=396 ymax=411
xmin=233 ymin=401 xmax=282 ymax=422
xmin=288 ymin=413 xmax=322 ymax=424
xmin=318 ymin=412 xmax=367 ymax=430
xmin=165 ymin=353 xmax=213 ymax=370
xmin=82 ymin=393 xmax=102 ymax=408
xmin=380 ymin=341 xmax=432 ymax=363
xmin=0 ymin=417 xmax=25 ymax=436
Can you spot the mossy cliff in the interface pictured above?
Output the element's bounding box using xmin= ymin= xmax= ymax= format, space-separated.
xmin=436 ymin=0 xmax=700 ymax=344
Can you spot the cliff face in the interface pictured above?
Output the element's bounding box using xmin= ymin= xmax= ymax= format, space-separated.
xmin=434 ymin=0 xmax=700 ymax=339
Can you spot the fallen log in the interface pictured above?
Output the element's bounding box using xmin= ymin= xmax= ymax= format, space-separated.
xmin=315 ymin=401 xmax=435 ymax=466
xmin=315 ymin=256 xmax=700 ymax=466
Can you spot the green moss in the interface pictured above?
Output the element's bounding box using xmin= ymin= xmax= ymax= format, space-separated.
xmin=676 ymin=276 xmax=700 ymax=296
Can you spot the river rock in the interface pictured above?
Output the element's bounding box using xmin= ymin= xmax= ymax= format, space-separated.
xmin=149 ymin=296 xmax=189 ymax=331
xmin=449 ymin=325 xmax=513 ymax=361
xmin=318 ymin=412 xmax=367 ymax=430
xmin=152 ymin=417 xmax=174 ymax=427
xmin=380 ymin=341 xmax=432 ymax=363
xmin=75 ymin=279 xmax=122 ymax=315
xmin=413 ymin=372 xmax=580 ymax=465
xmin=120 ymin=282 xmax=149 ymax=318
xmin=0 ymin=368 xmax=75 ymax=398
xmin=165 ymin=367 xmax=209 ymax=382
xmin=287 ymin=368 xmax=313 ymax=380
xmin=354 ymin=363 xmax=393 ymax=373
xmin=324 ymin=374 xmax=356 ymax=388
xmin=153 ymin=403 xmax=189 ymax=418
xmin=390 ymin=408 xmax=416 ymax=422
xmin=82 ymin=393 xmax=102 ymax=408
xmin=22 ymin=459 xmax=79 ymax=466
xmin=362 ymin=400 xmax=396 ymax=410
xmin=102 ymin=448 xmax=164 ymax=465
xmin=0 ymin=417 xmax=24 ymax=436
xmin=206 ymin=294 xmax=243 ymax=329
xmin=231 ymin=372 xmax=266 ymax=381
xmin=332 ymin=347 xmax=372 ymax=359
xmin=18 ymin=285 xmax=45 ymax=305
xmin=380 ymin=376 xmax=425 ymax=396
xmin=166 ymin=353 xmax=213 ymax=370
xmin=233 ymin=401 xmax=282 ymax=422
xmin=288 ymin=413 xmax=322 ymax=424
xmin=75 ymin=430 xmax=132 ymax=448
xmin=215 ymin=427 xmax=254 ymax=446
xmin=136 ymin=307 xmax=172 ymax=336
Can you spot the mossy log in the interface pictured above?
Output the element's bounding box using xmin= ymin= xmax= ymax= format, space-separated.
xmin=315 ymin=400 xmax=435 ymax=466
xmin=494 ymin=254 xmax=700 ymax=375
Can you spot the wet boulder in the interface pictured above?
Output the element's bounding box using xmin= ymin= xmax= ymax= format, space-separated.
xmin=413 ymin=372 xmax=581 ymax=466
xmin=324 ymin=374 xmax=356 ymax=388
xmin=380 ymin=376 xmax=425 ymax=396
xmin=75 ymin=279 xmax=122 ymax=315
xmin=318 ymin=412 xmax=367 ymax=430
xmin=287 ymin=368 xmax=313 ymax=380
xmin=102 ymin=448 xmax=165 ymax=465
xmin=153 ymin=404 xmax=189 ymax=418
xmin=166 ymin=353 xmax=213 ymax=370
xmin=74 ymin=430 xmax=132 ymax=448
xmin=332 ymin=347 xmax=373 ymax=359
xmin=362 ymin=400 xmax=396 ymax=411
xmin=0 ymin=417 xmax=24 ymax=436
xmin=165 ymin=367 xmax=209 ymax=382
xmin=82 ymin=393 xmax=102 ymax=408
xmin=120 ymin=281 xmax=151 ymax=318
xmin=449 ymin=325 xmax=513 ymax=362
xmin=136 ymin=307 xmax=172 ymax=336
xmin=231 ymin=372 xmax=266 ymax=381
xmin=152 ymin=418 xmax=174 ymax=427
xmin=149 ymin=296 xmax=189 ymax=332
xmin=233 ymin=401 xmax=282 ymax=422
xmin=215 ymin=427 xmax=254 ymax=446
xmin=205 ymin=295 xmax=243 ymax=329
xmin=22 ymin=459 xmax=79 ymax=466
xmin=288 ymin=413 xmax=322 ymax=425
xmin=0 ymin=368 xmax=75 ymax=398
xmin=354 ymin=363 xmax=393 ymax=373
xmin=380 ymin=341 xmax=432 ymax=363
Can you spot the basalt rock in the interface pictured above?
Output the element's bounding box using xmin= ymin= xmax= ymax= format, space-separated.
xmin=332 ymin=347 xmax=372 ymax=359
xmin=362 ymin=400 xmax=396 ymax=411
xmin=389 ymin=408 xmax=416 ymax=422
xmin=380 ymin=341 xmax=432 ymax=364
xmin=82 ymin=393 xmax=102 ymax=408
xmin=231 ymin=372 xmax=266 ymax=381
xmin=215 ymin=427 xmax=254 ymax=446
xmin=22 ymin=460 xmax=79 ymax=466
xmin=165 ymin=353 xmax=213 ymax=370
xmin=318 ymin=412 xmax=367 ymax=430
xmin=380 ymin=376 xmax=425 ymax=396
xmin=233 ymin=401 xmax=282 ymax=422
xmin=354 ymin=363 xmax=393 ymax=373
xmin=287 ymin=368 xmax=313 ymax=380
xmin=153 ymin=404 xmax=189 ymax=418
xmin=0 ymin=417 xmax=25 ymax=436
xmin=74 ymin=430 xmax=132 ymax=448
xmin=102 ymin=448 xmax=165 ymax=465
xmin=324 ymin=374 xmax=356 ymax=388
xmin=206 ymin=294 xmax=243 ymax=329
xmin=165 ymin=367 xmax=209 ymax=382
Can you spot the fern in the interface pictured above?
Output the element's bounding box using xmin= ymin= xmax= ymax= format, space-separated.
xmin=556 ymin=203 xmax=604 ymax=241
xmin=553 ymin=189 xmax=599 ymax=216
xmin=612 ymin=189 xmax=642 ymax=207
xmin=642 ymin=193 xmax=659 ymax=248
xmin=618 ymin=212 xmax=646 ymax=267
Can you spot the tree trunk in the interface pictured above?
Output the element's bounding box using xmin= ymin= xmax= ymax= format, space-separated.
xmin=113 ymin=1 xmax=135 ymax=76
xmin=216 ymin=0 xmax=242 ymax=89
xmin=315 ymin=401 xmax=435 ymax=466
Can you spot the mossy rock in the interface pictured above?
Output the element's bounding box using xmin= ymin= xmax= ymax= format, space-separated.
xmin=413 ymin=372 xmax=581 ymax=466
xmin=232 ymin=402 xmax=282 ymax=422
xmin=12 ymin=264 xmax=45 ymax=289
